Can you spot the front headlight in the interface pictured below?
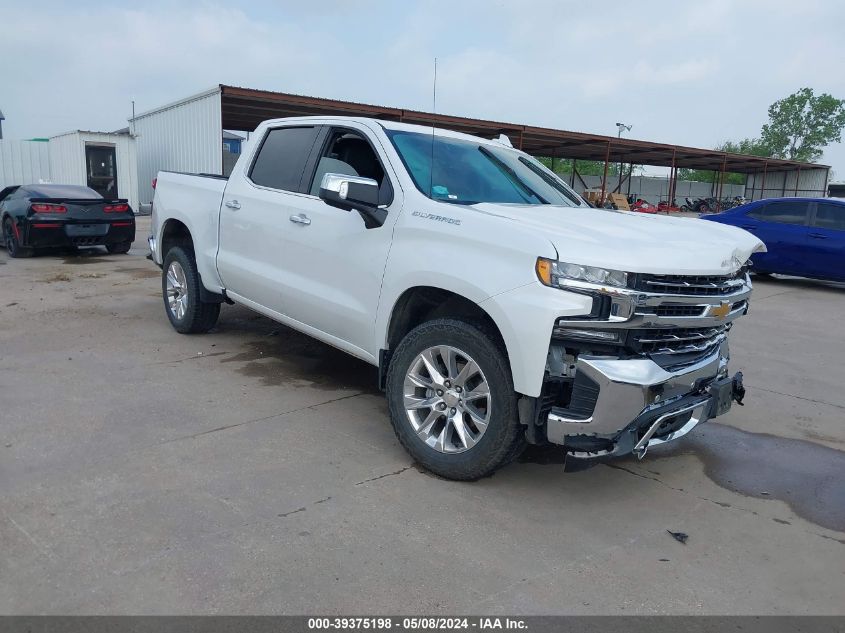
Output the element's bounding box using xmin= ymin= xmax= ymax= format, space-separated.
xmin=536 ymin=258 xmax=629 ymax=289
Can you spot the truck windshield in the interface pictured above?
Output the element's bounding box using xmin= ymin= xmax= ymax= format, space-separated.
xmin=386 ymin=130 xmax=584 ymax=207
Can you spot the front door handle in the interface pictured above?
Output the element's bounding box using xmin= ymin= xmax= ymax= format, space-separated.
xmin=225 ymin=199 xmax=241 ymax=210
xmin=289 ymin=214 xmax=311 ymax=226
xmin=809 ymin=233 xmax=827 ymax=239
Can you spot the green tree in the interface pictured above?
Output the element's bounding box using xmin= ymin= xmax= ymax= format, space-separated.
xmin=760 ymin=87 xmax=845 ymax=161
xmin=537 ymin=157 xmax=620 ymax=178
xmin=676 ymin=139 xmax=770 ymax=184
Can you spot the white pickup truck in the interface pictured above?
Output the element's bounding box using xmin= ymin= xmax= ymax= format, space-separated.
xmin=149 ymin=116 xmax=764 ymax=480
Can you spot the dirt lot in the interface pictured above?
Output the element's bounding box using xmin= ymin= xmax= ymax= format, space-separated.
xmin=1 ymin=217 xmax=844 ymax=614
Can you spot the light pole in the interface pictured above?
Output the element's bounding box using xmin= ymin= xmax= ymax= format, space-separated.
xmin=615 ymin=123 xmax=631 ymax=198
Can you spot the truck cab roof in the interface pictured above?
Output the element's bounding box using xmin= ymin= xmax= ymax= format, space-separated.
xmin=254 ymin=115 xmax=513 ymax=147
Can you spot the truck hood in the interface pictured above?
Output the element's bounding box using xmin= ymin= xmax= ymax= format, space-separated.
xmin=471 ymin=203 xmax=765 ymax=275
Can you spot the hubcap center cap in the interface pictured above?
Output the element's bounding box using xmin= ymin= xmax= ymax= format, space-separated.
xmin=442 ymin=390 xmax=460 ymax=407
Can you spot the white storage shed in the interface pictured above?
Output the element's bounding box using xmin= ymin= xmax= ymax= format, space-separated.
xmin=48 ymin=130 xmax=139 ymax=211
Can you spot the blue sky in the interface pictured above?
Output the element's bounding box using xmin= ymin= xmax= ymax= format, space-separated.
xmin=2 ymin=0 xmax=844 ymax=176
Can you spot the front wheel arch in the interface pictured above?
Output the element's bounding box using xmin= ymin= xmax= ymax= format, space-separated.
xmin=383 ymin=286 xmax=509 ymax=375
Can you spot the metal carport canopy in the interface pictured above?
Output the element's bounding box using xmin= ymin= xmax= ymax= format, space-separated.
xmin=219 ymin=84 xmax=828 ymax=175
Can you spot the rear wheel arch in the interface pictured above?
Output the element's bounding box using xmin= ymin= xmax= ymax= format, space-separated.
xmin=160 ymin=219 xmax=193 ymax=257
xmin=158 ymin=218 xmax=223 ymax=304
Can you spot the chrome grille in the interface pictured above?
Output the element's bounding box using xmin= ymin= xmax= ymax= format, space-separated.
xmin=636 ymin=273 xmax=745 ymax=296
xmin=653 ymin=305 xmax=707 ymax=317
xmin=630 ymin=326 xmax=726 ymax=355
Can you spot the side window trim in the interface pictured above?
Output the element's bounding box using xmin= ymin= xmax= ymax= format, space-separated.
xmin=246 ymin=125 xmax=321 ymax=195
xmin=298 ymin=126 xmax=330 ymax=195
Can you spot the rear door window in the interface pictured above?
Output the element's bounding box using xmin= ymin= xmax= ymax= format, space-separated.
xmin=748 ymin=201 xmax=810 ymax=225
xmin=249 ymin=126 xmax=321 ymax=193
xmin=813 ymin=202 xmax=845 ymax=231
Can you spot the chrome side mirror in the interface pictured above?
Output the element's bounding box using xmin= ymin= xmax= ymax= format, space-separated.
xmin=318 ymin=173 xmax=379 ymax=210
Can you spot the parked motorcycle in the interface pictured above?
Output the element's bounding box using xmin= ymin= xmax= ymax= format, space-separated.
xmin=683 ymin=196 xmax=721 ymax=214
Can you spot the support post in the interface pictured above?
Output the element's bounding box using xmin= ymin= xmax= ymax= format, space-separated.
xmin=570 ymin=160 xmax=576 ymax=187
xmin=760 ymin=161 xmax=768 ymax=201
xmin=717 ymin=155 xmax=727 ymax=200
xmin=668 ymin=149 xmax=677 ymax=204
xmin=793 ymin=166 xmax=801 ymax=196
xmin=599 ymin=141 xmax=611 ymax=205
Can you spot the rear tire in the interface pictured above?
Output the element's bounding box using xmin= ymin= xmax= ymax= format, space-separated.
xmin=162 ymin=246 xmax=220 ymax=334
xmin=386 ymin=318 xmax=524 ymax=481
xmin=3 ymin=218 xmax=33 ymax=258
xmin=106 ymin=241 xmax=132 ymax=254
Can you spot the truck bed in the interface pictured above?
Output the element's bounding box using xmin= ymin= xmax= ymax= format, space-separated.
xmin=150 ymin=171 xmax=229 ymax=293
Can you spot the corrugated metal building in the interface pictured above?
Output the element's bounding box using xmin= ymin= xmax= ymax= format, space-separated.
xmin=49 ymin=131 xmax=139 ymax=210
xmin=131 ymin=87 xmax=223 ymax=207
xmin=0 ymin=139 xmax=51 ymax=187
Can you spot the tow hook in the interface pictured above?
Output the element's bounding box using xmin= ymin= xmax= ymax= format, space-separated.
xmin=732 ymin=371 xmax=746 ymax=406
xmin=635 ymin=445 xmax=648 ymax=460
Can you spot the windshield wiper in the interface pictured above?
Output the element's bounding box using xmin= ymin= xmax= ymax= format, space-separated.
xmin=518 ymin=157 xmax=581 ymax=206
xmin=478 ymin=146 xmax=548 ymax=204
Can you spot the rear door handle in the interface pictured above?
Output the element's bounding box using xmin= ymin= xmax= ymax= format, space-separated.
xmin=289 ymin=214 xmax=311 ymax=226
xmin=225 ymin=200 xmax=241 ymax=210
xmin=741 ymin=225 xmax=756 ymax=230
xmin=809 ymin=233 xmax=827 ymax=239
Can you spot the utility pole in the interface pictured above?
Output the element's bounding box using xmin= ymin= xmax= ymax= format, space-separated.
xmin=615 ymin=122 xmax=631 ymax=196
xmin=0 ymin=108 xmax=5 ymax=140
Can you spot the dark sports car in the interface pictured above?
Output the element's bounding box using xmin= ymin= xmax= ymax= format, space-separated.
xmin=0 ymin=183 xmax=135 ymax=258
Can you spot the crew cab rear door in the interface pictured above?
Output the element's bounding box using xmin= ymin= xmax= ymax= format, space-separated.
xmin=216 ymin=125 xmax=324 ymax=311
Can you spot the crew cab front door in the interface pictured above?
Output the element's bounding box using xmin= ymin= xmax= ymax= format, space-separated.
xmin=743 ymin=200 xmax=812 ymax=275
xmin=271 ymin=125 xmax=400 ymax=357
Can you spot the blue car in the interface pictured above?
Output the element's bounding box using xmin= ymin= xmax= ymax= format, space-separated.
xmin=701 ymin=197 xmax=845 ymax=282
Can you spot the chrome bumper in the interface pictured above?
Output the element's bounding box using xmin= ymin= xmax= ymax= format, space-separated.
xmin=546 ymin=341 xmax=731 ymax=457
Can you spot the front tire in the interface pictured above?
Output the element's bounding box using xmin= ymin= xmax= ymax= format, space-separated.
xmin=386 ymin=318 xmax=524 ymax=480
xmin=162 ymin=246 xmax=220 ymax=334
xmin=3 ymin=218 xmax=33 ymax=258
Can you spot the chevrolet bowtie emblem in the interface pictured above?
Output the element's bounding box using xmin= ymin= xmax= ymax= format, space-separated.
xmin=709 ymin=301 xmax=731 ymax=319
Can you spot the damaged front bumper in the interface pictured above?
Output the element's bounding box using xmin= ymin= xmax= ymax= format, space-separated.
xmin=545 ymin=341 xmax=744 ymax=459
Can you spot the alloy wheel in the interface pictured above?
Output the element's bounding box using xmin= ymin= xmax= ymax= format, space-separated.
xmin=166 ymin=261 xmax=189 ymax=320
xmin=403 ymin=345 xmax=492 ymax=453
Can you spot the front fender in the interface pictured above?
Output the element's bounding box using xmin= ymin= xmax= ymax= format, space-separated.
xmin=480 ymin=282 xmax=592 ymax=397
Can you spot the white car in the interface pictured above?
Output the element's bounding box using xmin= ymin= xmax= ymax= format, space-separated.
xmin=148 ymin=116 xmax=763 ymax=480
